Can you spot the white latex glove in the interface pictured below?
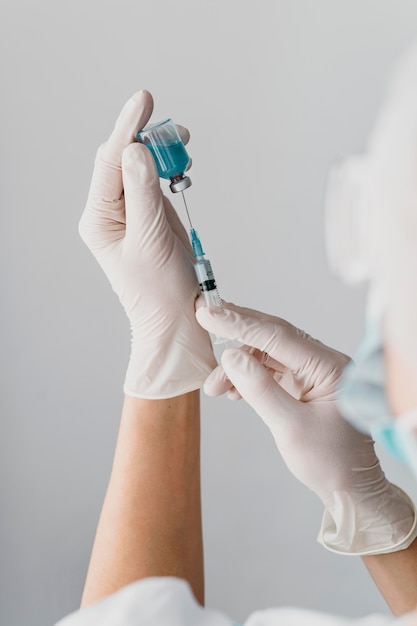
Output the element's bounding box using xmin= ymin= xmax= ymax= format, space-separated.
xmin=196 ymin=302 xmax=417 ymax=555
xmin=79 ymin=90 xmax=216 ymax=399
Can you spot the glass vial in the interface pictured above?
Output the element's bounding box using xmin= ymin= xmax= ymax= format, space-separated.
xmin=137 ymin=118 xmax=192 ymax=192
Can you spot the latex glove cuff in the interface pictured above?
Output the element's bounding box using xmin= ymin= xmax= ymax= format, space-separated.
xmin=318 ymin=484 xmax=417 ymax=555
xmin=123 ymin=311 xmax=217 ymax=400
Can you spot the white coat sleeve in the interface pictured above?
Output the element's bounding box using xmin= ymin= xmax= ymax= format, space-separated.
xmin=53 ymin=577 xmax=235 ymax=626
xmin=53 ymin=577 xmax=416 ymax=626
xmin=244 ymin=607 xmax=416 ymax=626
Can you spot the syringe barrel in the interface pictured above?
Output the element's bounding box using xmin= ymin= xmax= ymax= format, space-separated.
xmin=194 ymin=257 xmax=223 ymax=308
xmin=201 ymin=288 xmax=223 ymax=308
xmin=194 ymin=256 xmax=227 ymax=344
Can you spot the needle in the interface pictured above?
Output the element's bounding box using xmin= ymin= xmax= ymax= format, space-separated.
xmin=181 ymin=190 xmax=193 ymax=228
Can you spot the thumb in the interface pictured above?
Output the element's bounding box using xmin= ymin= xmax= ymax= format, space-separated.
xmin=86 ymin=90 xmax=154 ymax=207
xmin=79 ymin=91 xmax=154 ymax=253
xmin=221 ymin=348 xmax=301 ymax=429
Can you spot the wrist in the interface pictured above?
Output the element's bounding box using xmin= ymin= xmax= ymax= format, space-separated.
xmin=124 ymin=326 xmax=216 ymax=400
xmin=122 ymin=391 xmax=201 ymax=425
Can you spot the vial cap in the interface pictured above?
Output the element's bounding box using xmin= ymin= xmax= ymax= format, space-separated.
xmin=169 ymin=175 xmax=192 ymax=193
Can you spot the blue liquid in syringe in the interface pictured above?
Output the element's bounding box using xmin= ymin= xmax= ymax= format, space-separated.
xmin=146 ymin=141 xmax=190 ymax=180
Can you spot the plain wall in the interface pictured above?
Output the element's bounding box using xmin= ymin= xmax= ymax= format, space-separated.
xmin=2 ymin=1 xmax=417 ymax=624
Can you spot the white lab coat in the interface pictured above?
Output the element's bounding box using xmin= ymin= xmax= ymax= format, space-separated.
xmin=54 ymin=577 xmax=416 ymax=626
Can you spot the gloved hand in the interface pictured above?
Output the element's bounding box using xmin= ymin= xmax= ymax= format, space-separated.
xmin=196 ymin=302 xmax=417 ymax=555
xmin=79 ymin=90 xmax=216 ymax=399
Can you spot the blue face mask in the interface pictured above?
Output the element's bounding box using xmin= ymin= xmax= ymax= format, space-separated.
xmin=338 ymin=313 xmax=417 ymax=468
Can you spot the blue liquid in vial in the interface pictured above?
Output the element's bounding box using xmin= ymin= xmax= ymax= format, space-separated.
xmin=146 ymin=141 xmax=190 ymax=180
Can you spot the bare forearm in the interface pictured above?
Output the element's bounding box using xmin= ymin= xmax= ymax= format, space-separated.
xmin=81 ymin=391 xmax=204 ymax=607
xmin=363 ymin=345 xmax=417 ymax=616
xmin=362 ymin=539 xmax=417 ymax=615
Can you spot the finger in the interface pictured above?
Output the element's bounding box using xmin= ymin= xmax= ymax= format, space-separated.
xmin=175 ymin=124 xmax=193 ymax=171
xmin=196 ymin=300 xmax=286 ymax=375
xmin=80 ymin=91 xmax=154 ymax=251
xmin=222 ymin=301 xmax=296 ymax=330
xmin=246 ymin=345 xmax=286 ymax=375
xmin=176 ymin=124 xmax=190 ymax=146
xmin=227 ymin=388 xmax=243 ymax=401
xmin=198 ymin=299 xmax=297 ymax=335
xmin=221 ymin=349 xmax=301 ymax=427
xmin=196 ymin=306 xmax=311 ymax=374
xmin=86 ymin=90 xmax=154 ymax=208
xmin=203 ymin=364 xmax=234 ymax=396
xmin=219 ymin=302 xmax=346 ymax=369
xmin=202 ymin=343 xmax=282 ymax=397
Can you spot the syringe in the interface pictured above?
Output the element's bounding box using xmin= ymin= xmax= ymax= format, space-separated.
xmin=181 ymin=192 xmax=227 ymax=344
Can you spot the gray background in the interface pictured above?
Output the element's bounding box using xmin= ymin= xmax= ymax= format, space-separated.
xmin=2 ymin=1 xmax=417 ymax=625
